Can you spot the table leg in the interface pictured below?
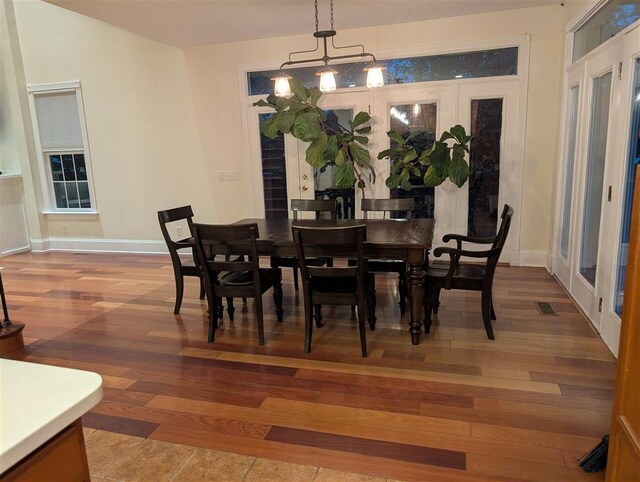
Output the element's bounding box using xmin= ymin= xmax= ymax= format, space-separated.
xmin=407 ymin=256 xmax=426 ymax=345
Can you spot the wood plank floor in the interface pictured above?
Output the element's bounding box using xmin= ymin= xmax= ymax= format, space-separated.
xmin=1 ymin=252 xmax=615 ymax=481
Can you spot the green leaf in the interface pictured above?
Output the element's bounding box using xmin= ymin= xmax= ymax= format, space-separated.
xmin=324 ymin=135 xmax=338 ymax=161
xmin=402 ymin=148 xmax=418 ymax=164
xmin=266 ymin=93 xmax=279 ymax=106
xmin=429 ymin=141 xmax=450 ymax=176
xmin=387 ymin=130 xmax=406 ymax=146
xmin=423 ymin=166 xmax=448 ymax=186
xmin=377 ymin=148 xmax=394 ymax=160
xmin=354 ymin=135 xmax=369 ymax=145
xmin=261 ymin=115 xmax=279 ymax=139
xmin=355 ymin=126 xmax=372 ymax=134
xmin=335 ymin=149 xmax=346 ymax=166
xmin=357 ymin=179 xmax=365 ymax=189
xmin=385 ymin=174 xmax=401 ymax=189
xmin=253 ymin=98 xmax=273 ymax=108
xmin=349 ymin=144 xmax=370 ymax=166
xmin=400 ymin=180 xmax=413 ymax=191
xmin=351 ymin=111 xmax=371 ymax=129
xmin=289 ymin=78 xmax=309 ymax=101
xmin=306 ymin=132 xmax=328 ymax=168
xmin=276 ymin=111 xmax=296 ymax=133
xmin=448 ymin=147 xmax=469 ymax=187
xmin=292 ymin=112 xmax=320 ymax=142
xmin=439 ymin=131 xmax=454 ymax=142
xmin=449 ymin=124 xmax=467 ymax=144
xmin=309 ymin=87 xmax=322 ymax=107
xmin=336 ymin=161 xmax=356 ymax=188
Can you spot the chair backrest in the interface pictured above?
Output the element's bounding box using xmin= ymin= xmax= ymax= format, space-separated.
xmin=486 ymin=204 xmax=514 ymax=270
xmin=291 ymin=199 xmax=337 ymax=220
xmin=292 ymin=225 xmax=367 ymax=291
xmin=157 ymin=205 xmax=195 ymax=253
xmin=361 ymin=198 xmax=413 ymax=220
xmin=192 ymin=223 xmax=261 ymax=287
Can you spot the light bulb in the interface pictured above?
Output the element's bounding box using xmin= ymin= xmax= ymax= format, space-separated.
xmin=273 ymin=73 xmax=291 ymax=97
xmin=413 ymin=103 xmax=421 ymax=116
xmin=317 ymin=68 xmax=337 ymax=93
xmin=365 ymin=65 xmax=385 ymax=88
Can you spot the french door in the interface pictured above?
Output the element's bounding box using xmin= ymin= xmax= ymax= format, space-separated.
xmin=555 ymin=24 xmax=640 ymax=355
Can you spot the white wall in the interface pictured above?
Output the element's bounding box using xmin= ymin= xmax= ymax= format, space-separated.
xmin=13 ymin=0 xmax=216 ymax=243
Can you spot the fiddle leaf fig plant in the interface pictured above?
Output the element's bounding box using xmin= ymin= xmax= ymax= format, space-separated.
xmin=379 ymin=125 xmax=472 ymax=190
xmin=253 ymin=78 xmax=375 ymax=196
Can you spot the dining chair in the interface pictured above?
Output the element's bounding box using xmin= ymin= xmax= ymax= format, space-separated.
xmin=271 ymin=198 xmax=337 ymax=291
xmin=361 ymin=198 xmax=414 ymax=316
xmin=193 ymin=222 xmax=283 ymax=345
xmin=157 ymin=205 xmax=204 ymax=314
xmin=292 ymin=224 xmax=375 ymax=357
xmin=424 ymin=204 xmax=514 ymax=339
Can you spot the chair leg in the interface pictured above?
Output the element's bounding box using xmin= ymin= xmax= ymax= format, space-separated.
xmin=423 ymin=287 xmax=434 ymax=334
xmin=304 ymin=298 xmax=314 ymax=353
xmin=226 ymin=297 xmax=235 ymax=321
xmin=216 ymin=297 xmax=224 ymax=319
xmin=433 ymin=288 xmax=441 ymax=315
xmin=490 ymin=298 xmax=497 ymax=320
xmin=314 ymin=304 xmax=323 ymax=328
xmin=173 ymin=272 xmax=184 ymax=315
xmin=199 ymin=277 xmax=205 ymax=300
xmin=398 ymin=272 xmax=406 ymax=316
xmin=367 ymin=288 xmax=377 ymax=331
xmin=274 ymin=272 xmax=284 ymax=322
xmin=206 ymin=290 xmax=219 ymax=343
xmin=255 ymin=294 xmax=265 ymax=346
xmin=481 ymin=289 xmax=495 ymax=340
xmin=292 ymin=266 xmax=299 ymax=291
xmin=357 ymin=298 xmax=368 ymax=358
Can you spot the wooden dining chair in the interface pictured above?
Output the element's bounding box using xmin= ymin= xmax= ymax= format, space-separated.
xmin=193 ymin=223 xmax=283 ymax=346
xmin=271 ymin=198 xmax=337 ymax=291
xmin=157 ymin=205 xmax=204 ymax=314
xmin=361 ymin=198 xmax=414 ymax=315
xmin=292 ymin=224 xmax=375 ymax=357
xmin=424 ymin=204 xmax=514 ymax=339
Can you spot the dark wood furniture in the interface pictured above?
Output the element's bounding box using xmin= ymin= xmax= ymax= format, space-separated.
xmin=157 ymin=205 xmax=204 ymax=314
xmin=0 ymin=268 xmax=25 ymax=356
xmin=361 ymin=198 xmax=414 ymax=316
xmin=193 ymin=223 xmax=284 ymax=346
xmin=293 ymin=225 xmax=375 ymax=357
xmin=270 ymin=199 xmax=337 ymax=291
xmin=233 ymin=218 xmax=434 ymax=344
xmin=423 ymin=205 xmax=514 ymax=339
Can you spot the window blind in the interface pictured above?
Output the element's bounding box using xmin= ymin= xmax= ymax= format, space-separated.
xmin=34 ymin=91 xmax=84 ymax=150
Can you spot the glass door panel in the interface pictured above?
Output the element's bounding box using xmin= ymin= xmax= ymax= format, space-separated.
xmin=580 ymin=72 xmax=613 ymax=286
xmin=614 ymin=58 xmax=640 ymax=315
xmin=389 ymin=102 xmax=437 ymax=219
xmin=259 ymin=113 xmax=288 ymax=219
xmin=561 ymin=86 xmax=580 ymax=259
xmin=468 ymin=98 xmax=503 ymax=237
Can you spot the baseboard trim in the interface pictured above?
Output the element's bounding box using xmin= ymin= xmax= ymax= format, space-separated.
xmin=518 ymin=250 xmax=548 ymax=267
xmin=30 ymin=237 xmax=168 ymax=254
xmin=1 ymin=245 xmax=32 ymax=257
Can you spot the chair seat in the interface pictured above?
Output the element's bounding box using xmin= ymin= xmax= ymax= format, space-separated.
xmin=271 ymin=256 xmax=328 ymax=267
xmin=428 ymin=262 xmax=486 ymax=280
xmin=219 ymin=269 xmax=279 ymax=290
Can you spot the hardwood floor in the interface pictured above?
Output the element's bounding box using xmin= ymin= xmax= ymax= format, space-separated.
xmin=1 ymin=252 xmax=615 ymax=481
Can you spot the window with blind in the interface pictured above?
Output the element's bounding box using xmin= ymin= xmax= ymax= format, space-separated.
xmin=29 ymin=82 xmax=95 ymax=212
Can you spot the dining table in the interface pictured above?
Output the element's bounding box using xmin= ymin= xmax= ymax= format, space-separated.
xmin=231 ymin=217 xmax=435 ymax=345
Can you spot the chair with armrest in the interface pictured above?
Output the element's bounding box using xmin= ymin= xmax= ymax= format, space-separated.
xmin=361 ymin=198 xmax=414 ymax=316
xmin=293 ymin=225 xmax=375 ymax=357
xmin=424 ymin=204 xmax=514 ymax=339
xmin=193 ymin=223 xmax=283 ymax=346
xmin=157 ymin=205 xmax=204 ymax=314
xmin=271 ymin=198 xmax=337 ymax=291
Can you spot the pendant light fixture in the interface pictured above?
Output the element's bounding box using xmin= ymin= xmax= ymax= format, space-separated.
xmin=273 ymin=0 xmax=385 ymax=96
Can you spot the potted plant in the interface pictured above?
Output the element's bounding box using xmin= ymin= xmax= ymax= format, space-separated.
xmin=254 ymin=78 xmax=375 ymax=199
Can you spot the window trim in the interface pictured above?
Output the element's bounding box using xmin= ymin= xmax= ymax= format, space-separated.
xmin=27 ymin=80 xmax=98 ymax=214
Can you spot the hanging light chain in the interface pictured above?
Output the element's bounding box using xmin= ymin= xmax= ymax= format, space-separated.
xmin=330 ymin=0 xmax=334 ymax=30
xmin=314 ymin=0 xmax=319 ymax=32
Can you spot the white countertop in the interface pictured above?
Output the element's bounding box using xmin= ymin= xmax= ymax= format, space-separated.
xmin=0 ymin=359 xmax=103 ymax=473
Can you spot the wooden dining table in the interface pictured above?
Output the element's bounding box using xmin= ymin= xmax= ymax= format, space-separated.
xmin=232 ymin=217 xmax=435 ymax=345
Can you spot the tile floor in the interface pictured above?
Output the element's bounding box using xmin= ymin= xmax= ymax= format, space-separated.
xmin=84 ymin=428 xmax=396 ymax=482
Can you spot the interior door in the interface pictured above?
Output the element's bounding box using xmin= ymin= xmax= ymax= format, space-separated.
xmin=371 ymin=85 xmax=456 ymax=242
xmin=294 ymin=91 xmax=370 ymax=219
xmin=555 ymin=64 xmax=586 ymax=287
xmin=570 ymin=39 xmax=624 ymax=330
xmin=459 ymin=80 xmax=520 ymax=264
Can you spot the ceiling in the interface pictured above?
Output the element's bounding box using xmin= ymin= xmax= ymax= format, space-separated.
xmin=45 ymin=0 xmax=564 ymax=48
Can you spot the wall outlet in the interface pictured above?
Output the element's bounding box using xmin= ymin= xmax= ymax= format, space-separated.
xmin=176 ymin=226 xmax=183 ymax=237
xmin=226 ymin=170 xmax=238 ymax=181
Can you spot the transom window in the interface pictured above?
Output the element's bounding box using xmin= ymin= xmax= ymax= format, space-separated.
xmin=247 ymin=47 xmax=518 ymax=96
